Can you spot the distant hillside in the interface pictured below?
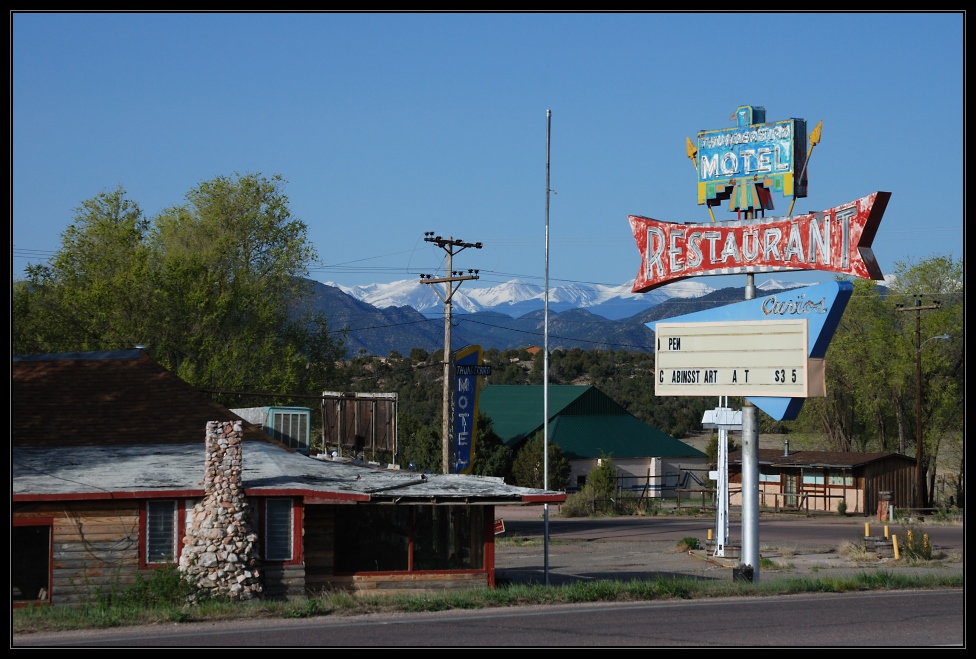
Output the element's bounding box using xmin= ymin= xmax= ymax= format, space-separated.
xmin=308 ymin=279 xmax=813 ymax=357
xmin=305 ymin=281 xmax=475 ymax=357
xmin=626 ymin=287 xmax=757 ymax=325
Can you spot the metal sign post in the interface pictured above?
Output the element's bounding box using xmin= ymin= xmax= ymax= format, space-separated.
xmin=703 ymin=404 xmax=742 ymax=557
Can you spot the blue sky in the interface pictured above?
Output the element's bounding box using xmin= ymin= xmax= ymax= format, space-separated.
xmin=12 ymin=12 xmax=963 ymax=293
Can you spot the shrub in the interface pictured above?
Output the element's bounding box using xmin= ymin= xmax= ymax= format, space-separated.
xmin=588 ymin=455 xmax=617 ymax=500
xmin=675 ymin=537 xmax=700 ymax=551
xmin=901 ymin=524 xmax=932 ymax=561
xmin=837 ymin=500 xmax=847 ymax=516
xmin=511 ymin=433 xmax=571 ymax=490
xmin=559 ymin=487 xmax=656 ymax=518
xmin=122 ymin=565 xmax=196 ymax=607
xmin=559 ymin=489 xmax=595 ymax=517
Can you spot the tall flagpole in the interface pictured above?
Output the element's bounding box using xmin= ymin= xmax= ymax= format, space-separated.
xmin=543 ymin=109 xmax=551 ymax=586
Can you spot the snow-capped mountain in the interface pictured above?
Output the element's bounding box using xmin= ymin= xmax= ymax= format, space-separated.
xmin=309 ymin=276 xmax=820 ymax=357
xmin=325 ymin=278 xmax=715 ymax=320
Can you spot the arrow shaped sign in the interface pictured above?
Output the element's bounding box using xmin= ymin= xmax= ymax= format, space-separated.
xmin=647 ymin=280 xmax=853 ymax=420
xmin=630 ymin=192 xmax=890 ymax=293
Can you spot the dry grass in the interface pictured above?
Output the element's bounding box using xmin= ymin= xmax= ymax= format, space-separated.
xmin=837 ymin=540 xmax=872 ymax=562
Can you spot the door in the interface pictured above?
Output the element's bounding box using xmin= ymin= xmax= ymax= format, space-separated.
xmin=12 ymin=522 xmax=51 ymax=604
xmin=784 ymin=473 xmax=798 ymax=508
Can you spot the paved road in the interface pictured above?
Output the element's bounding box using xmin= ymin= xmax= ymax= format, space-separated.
xmin=15 ymin=590 xmax=964 ymax=646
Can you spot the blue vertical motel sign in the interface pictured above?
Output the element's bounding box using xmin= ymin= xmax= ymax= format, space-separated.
xmin=453 ymin=345 xmax=490 ymax=474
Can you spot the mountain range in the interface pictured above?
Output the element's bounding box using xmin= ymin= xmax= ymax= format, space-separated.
xmin=310 ymin=277 xmax=813 ymax=357
xmin=325 ymin=278 xmax=717 ymax=320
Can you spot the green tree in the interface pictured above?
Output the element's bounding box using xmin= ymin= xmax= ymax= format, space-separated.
xmin=13 ymin=174 xmax=344 ymax=404
xmin=511 ymin=432 xmax=571 ymax=490
xmin=790 ymin=257 xmax=962 ymax=506
xmin=797 ymin=278 xmax=908 ymax=453
xmin=705 ymin=432 xmax=739 ymax=464
xmin=470 ymin=411 xmax=512 ymax=481
xmin=586 ymin=454 xmax=617 ymax=500
xmin=15 ymin=187 xmax=154 ymax=353
xmin=887 ymin=256 xmax=963 ymax=506
xmin=399 ymin=415 xmax=441 ymax=473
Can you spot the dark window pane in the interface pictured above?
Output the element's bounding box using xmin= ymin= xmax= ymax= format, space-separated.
xmin=413 ymin=506 xmax=484 ymax=570
xmin=266 ymin=499 xmax=293 ymax=561
xmin=335 ymin=506 xmax=409 ymax=573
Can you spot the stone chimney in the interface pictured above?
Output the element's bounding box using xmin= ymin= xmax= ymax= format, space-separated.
xmin=179 ymin=421 xmax=263 ymax=601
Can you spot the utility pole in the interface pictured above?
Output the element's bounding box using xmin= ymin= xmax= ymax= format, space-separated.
xmin=896 ymin=295 xmax=942 ymax=507
xmin=420 ymin=233 xmax=482 ymax=474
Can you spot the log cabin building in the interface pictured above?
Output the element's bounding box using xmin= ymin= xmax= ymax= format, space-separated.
xmin=13 ymin=350 xmax=563 ymax=607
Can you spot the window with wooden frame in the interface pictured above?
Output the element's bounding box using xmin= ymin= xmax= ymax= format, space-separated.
xmin=264 ymin=498 xmax=295 ymax=562
xmin=827 ymin=470 xmax=854 ymax=486
xmin=143 ymin=500 xmax=179 ymax=565
xmin=802 ymin=472 xmax=825 ymax=485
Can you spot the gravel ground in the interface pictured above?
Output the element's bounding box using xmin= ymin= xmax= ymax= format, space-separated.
xmin=494 ymin=507 xmax=964 ymax=585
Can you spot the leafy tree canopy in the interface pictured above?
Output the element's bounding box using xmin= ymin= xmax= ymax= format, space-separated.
xmin=789 ymin=257 xmax=963 ymax=506
xmin=470 ymin=411 xmax=513 ymax=481
xmin=14 ymin=174 xmax=344 ymax=406
xmin=511 ymin=432 xmax=571 ymax=491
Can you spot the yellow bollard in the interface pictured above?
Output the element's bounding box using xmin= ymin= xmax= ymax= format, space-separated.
xmin=893 ymin=535 xmax=900 ymax=560
xmin=865 ymin=522 xmax=870 ymax=538
xmin=907 ymin=529 xmax=913 ymax=549
xmin=923 ymin=533 xmax=930 ymax=559
xmin=884 ymin=525 xmax=889 ymax=539
xmin=708 ymin=528 xmax=713 ymax=541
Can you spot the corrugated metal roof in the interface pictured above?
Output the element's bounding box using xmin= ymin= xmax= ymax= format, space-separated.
xmin=549 ymin=415 xmax=706 ymax=459
xmin=479 ymin=385 xmax=594 ymax=446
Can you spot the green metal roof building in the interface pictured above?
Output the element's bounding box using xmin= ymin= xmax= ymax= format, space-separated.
xmin=480 ymin=385 xmax=703 ymax=459
xmin=479 ymin=385 xmax=707 ymax=494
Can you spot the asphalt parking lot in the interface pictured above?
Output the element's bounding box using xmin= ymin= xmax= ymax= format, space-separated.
xmin=494 ymin=506 xmax=964 ymax=585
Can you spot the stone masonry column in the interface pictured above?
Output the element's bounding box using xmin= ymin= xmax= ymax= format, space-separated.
xmin=179 ymin=421 xmax=263 ymax=601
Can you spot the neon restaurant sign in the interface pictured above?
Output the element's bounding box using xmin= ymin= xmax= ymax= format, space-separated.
xmin=629 ymin=192 xmax=890 ymax=293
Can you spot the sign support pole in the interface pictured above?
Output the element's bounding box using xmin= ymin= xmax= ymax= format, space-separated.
xmin=715 ymin=397 xmax=729 ymax=557
xmin=741 ymin=266 xmax=761 ymax=582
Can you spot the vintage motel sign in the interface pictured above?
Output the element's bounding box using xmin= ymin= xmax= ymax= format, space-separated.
xmin=630 ymin=192 xmax=890 ymax=293
xmin=695 ymin=105 xmax=808 ymax=212
xmin=648 ymin=280 xmax=853 ymax=420
xmin=453 ymin=345 xmax=490 ymax=474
